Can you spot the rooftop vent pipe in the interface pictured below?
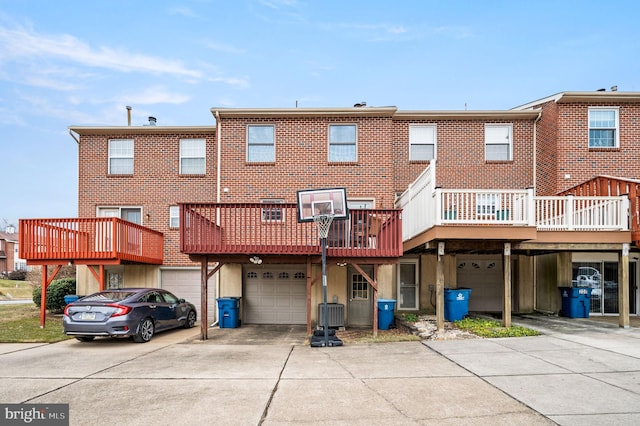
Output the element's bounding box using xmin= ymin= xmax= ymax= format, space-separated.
xmin=148 ymin=116 xmax=157 ymax=126
xmin=126 ymin=106 xmax=132 ymax=126
xmin=354 ymin=101 xmax=367 ymax=107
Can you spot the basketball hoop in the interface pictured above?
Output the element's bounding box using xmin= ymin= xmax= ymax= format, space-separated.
xmin=313 ymin=214 xmax=335 ymax=239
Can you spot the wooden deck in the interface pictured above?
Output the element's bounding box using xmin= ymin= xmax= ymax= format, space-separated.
xmin=19 ymin=218 xmax=163 ymax=265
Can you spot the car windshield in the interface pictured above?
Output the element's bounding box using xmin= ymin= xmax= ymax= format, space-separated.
xmin=82 ymin=291 xmax=137 ymax=302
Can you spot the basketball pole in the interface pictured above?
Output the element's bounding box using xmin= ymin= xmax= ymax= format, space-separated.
xmin=321 ymin=233 xmax=329 ymax=347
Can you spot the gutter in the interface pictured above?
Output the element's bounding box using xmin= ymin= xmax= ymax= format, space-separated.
xmin=69 ymin=129 xmax=80 ymax=144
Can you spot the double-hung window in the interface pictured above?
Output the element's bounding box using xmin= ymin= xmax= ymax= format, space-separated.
xmin=247 ymin=125 xmax=275 ymax=162
xmin=169 ymin=206 xmax=180 ymax=228
xmin=485 ymin=124 xmax=512 ymax=161
xmin=108 ymin=139 xmax=134 ymax=174
xmin=329 ymin=124 xmax=357 ymax=162
xmin=589 ymin=108 xmax=619 ymax=148
xmin=180 ymin=139 xmax=206 ymax=174
xmin=409 ymin=125 xmax=436 ymax=161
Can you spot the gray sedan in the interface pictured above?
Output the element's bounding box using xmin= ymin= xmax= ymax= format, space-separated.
xmin=63 ymin=288 xmax=197 ymax=343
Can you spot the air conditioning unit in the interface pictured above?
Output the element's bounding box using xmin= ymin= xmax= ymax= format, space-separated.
xmin=317 ymin=303 xmax=345 ymax=328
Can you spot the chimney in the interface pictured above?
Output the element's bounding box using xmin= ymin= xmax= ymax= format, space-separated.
xmin=148 ymin=116 xmax=157 ymax=126
xmin=126 ymin=106 xmax=132 ymax=126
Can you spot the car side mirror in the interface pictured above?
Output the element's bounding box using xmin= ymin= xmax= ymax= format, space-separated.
xmin=179 ymin=298 xmax=186 ymax=303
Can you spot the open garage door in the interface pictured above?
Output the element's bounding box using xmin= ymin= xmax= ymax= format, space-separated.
xmin=161 ymin=268 xmax=216 ymax=324
xmin=244 ymin=266 xmax=307 ymax=324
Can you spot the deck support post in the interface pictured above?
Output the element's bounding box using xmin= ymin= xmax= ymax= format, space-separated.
xmin=436 ymin=242 xmax=445 ymax=332
xmin=502 ymin=242 xmax=512 ymax=328
xmin=619 ymin=244 xmax=630 ymax=328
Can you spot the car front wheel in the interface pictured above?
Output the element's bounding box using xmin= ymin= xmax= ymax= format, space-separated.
xmin=183 ymin=310 xmax=197 ymax=329
xmin=133 ymin=318 xmax=154 ymax=343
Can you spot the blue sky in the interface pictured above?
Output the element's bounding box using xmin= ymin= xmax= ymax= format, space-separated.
xmin=1 ymin=0 xmax=639 ymax=229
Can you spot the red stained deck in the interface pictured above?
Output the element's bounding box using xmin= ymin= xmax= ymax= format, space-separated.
xmin=562 ymin=176 xmax=640 ymax=247
xmin=19 ymin=218 xmax=163 ymax=265
xmin=179 ymin=203 xmax=403 ymax=258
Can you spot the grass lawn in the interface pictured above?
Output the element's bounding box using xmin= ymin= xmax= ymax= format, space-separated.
xmin=0 ymin=279 xmax=34 ymax=300
xmin=0 ymin=303 xmax=71 ymax=343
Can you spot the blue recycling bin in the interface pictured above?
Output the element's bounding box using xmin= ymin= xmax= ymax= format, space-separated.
xmin=377 ymin=299 xmax=396 ymax=330
xmin=217 ymin=297 xmax=240 ymax=328
xmin=64 ymin=295 xmax=79 ymax=305
xmin=444 ymin=288 xmax=472 ymax=321
xmin=559 ymin=287 xmax=591 ymax=318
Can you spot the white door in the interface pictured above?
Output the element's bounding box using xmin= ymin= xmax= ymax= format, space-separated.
xmin=244 ymin=266 xmax=307 ymax=324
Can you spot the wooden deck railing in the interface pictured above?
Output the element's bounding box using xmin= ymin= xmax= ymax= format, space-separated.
xmin=180 ymin=203 xmax=403 ymax=257
xmin=19 ymin=218 xmax=164 ymax=264
xmin=560 ymin=176 xmax=640 ymax=243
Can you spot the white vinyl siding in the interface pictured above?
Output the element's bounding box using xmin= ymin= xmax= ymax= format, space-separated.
xmin=409 ymin=125 xmax=436 ymax=161
xmin=485 ymin=124 xmax=512 ymax=161
xmin=108 ymin=139 xmax=134 ymax=174
xmin=180 ymin=139 xmax=206 ymax=174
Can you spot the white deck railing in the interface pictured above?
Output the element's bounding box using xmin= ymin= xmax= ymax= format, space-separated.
xmin=396 ymin=162 xmax=630 ymax=241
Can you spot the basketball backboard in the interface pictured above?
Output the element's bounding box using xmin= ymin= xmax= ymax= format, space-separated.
xmin=297 ymin=187 xmax=348 ymax=222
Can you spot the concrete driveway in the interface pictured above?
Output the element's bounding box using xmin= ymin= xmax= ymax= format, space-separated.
xmin=1 ymin=317 xmax=639 ymax=425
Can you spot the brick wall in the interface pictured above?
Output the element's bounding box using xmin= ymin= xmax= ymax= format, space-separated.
xmin=534 ymin=100 xmax=559 ymax=195
xmin=78 ymin=131 xmax=216 ymax=266
xmin=555 ymin=102 xmax=640 ymax=193
xmin=78 ymin=113 xmax=538 ymax=267
xmin=393 ymin=119 xmax=535 ymax=191
xmin=218 ymin=115 xmax=397 ymax=208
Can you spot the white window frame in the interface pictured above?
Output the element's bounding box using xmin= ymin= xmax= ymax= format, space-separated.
xmin=247 ymin=125 xmax=275 ymax=162
xmin=261 ymin=199 xmax=284 ymax=223
xmin=409 ymin=124 xmax=437 ymax=161
xmin=97 ymin=206 xmax=143 ymax=225
xmin=179 ymin=139 xmax=206 ymax=174
xmin=108 ymin=139 xmax=134 ymax=174
xmin=398 ymin=259 xmax=419 ymax=310
xmin=347 ymin=198 xmax=375 ymax=209
xmin=588 ymin=107 xmax=619 ymax=148
xmin=169 ymin=206 xmax=180 ymax=228
xmin=485 ymin=124 xmax=512 ymax=161
xmin=329 ymin=124 xmax=357 ymax=162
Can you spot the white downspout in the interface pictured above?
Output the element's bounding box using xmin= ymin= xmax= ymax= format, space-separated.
xmin=213 ymin=110 xmax=222 ymax=326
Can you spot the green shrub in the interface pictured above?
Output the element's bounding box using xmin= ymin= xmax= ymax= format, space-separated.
xmin=32 ymin=278 xmax=77 ymax=313
xmin=402 ymin=313 xmax=419 ymax=323
xmin=8 ymin=270 xmax=27 ymax=280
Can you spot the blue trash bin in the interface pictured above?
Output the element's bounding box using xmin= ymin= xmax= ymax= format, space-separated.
xmin=559 ymin=287 xmax=591 ymax=318
xmin=64 ymin=295 xmax=79 ymax=305
xmin=377 ymin=299 xmax=396 ymax=330
xmin=444 ymin=288 xmax=472 ymax=321
xmin=217 ymin=297 xmax=240 ymax=328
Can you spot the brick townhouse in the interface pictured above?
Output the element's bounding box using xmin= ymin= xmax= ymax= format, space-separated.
xmin=19 ymin=90 xmax=640 ymax=335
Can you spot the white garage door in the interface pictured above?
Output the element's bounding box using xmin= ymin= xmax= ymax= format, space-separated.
xmin=161 ymin=268 xmax=216 ymax=324
xmin=456 ymin=255 xmax=502 ymax=312
xmin=244 ymin=266 xmax=307 ymax=324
